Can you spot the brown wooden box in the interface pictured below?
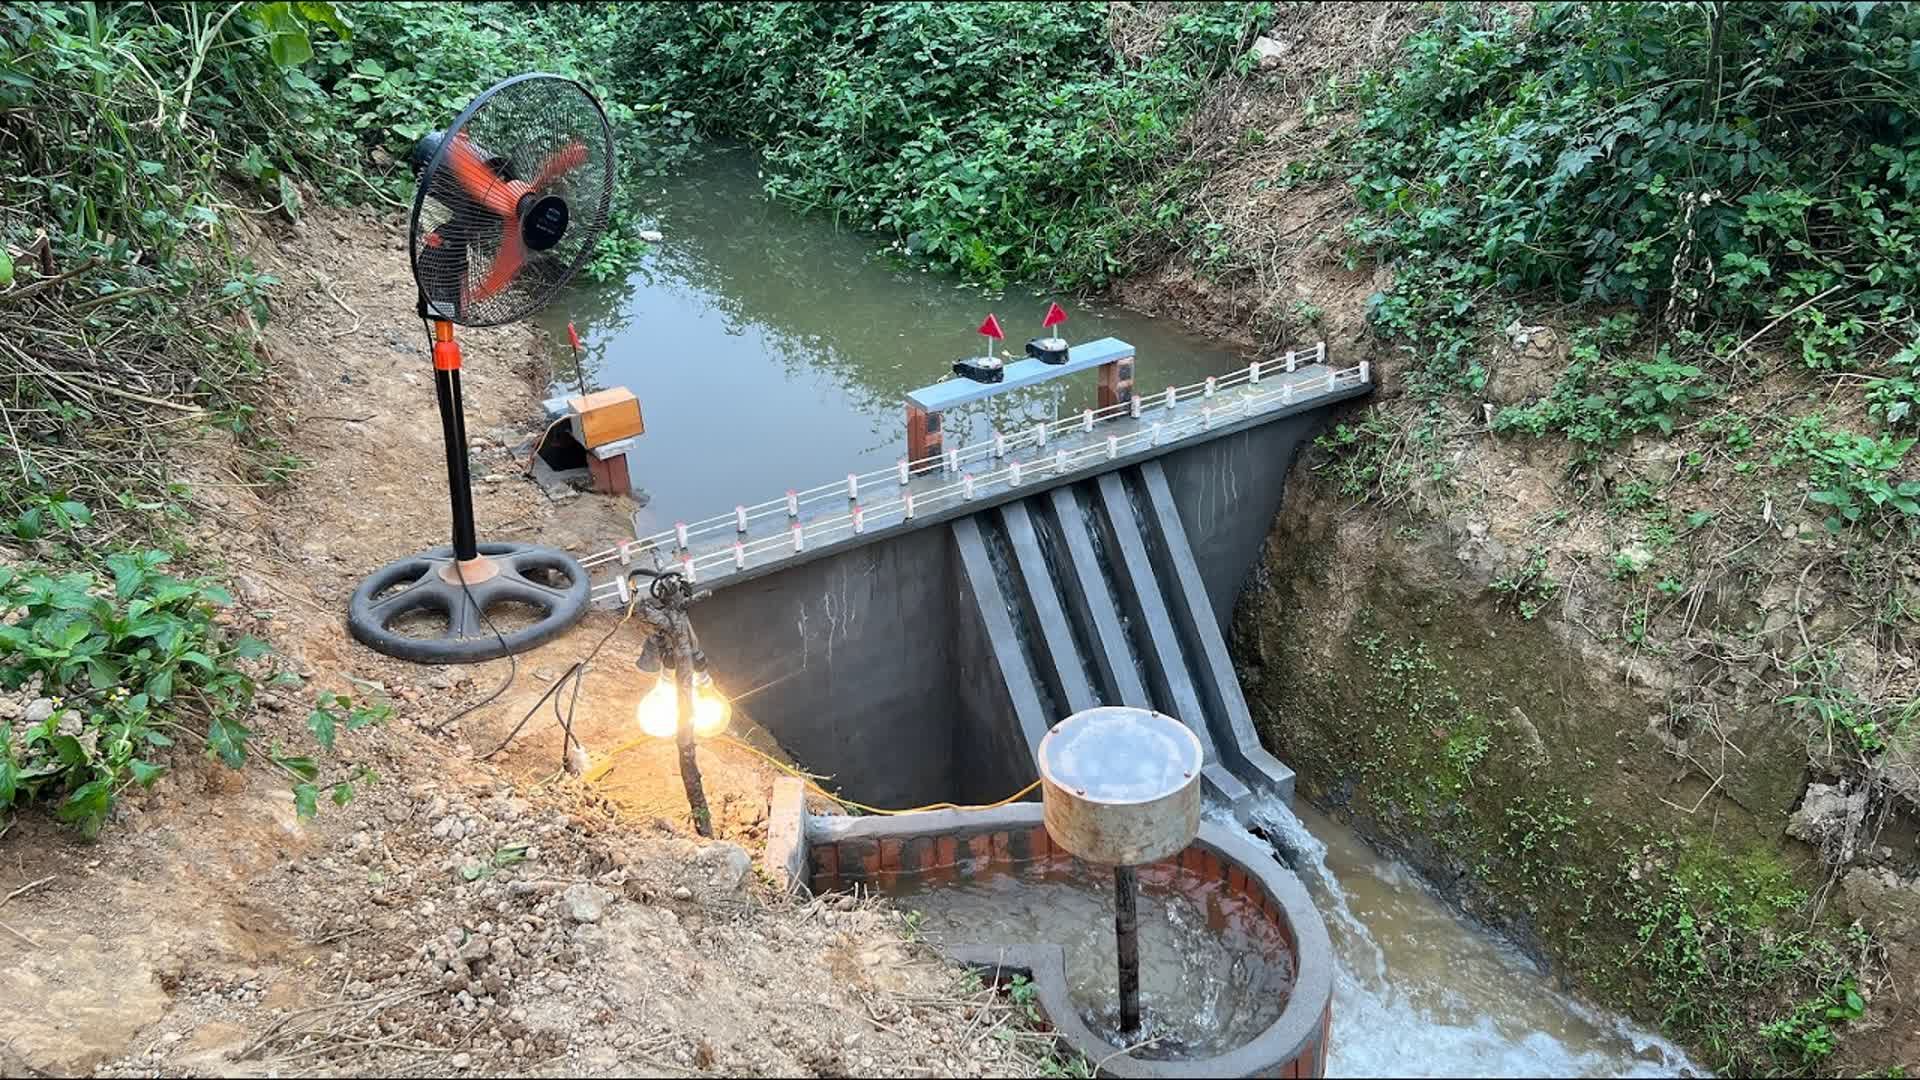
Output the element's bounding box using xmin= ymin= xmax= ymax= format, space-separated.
xmin=569 ymin=387 xmax=645 ymax=449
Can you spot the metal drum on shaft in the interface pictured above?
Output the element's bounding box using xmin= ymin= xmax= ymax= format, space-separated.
xmin=1037 ymin=706 xmax=1202 ymax=867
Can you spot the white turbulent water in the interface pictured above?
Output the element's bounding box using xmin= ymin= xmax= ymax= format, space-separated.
xmin=1211 ymin=799 xmax=1706 ymax=1078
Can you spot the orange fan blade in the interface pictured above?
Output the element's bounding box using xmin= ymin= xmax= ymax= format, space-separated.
xmin=531 ymin=141 xmax=589 ymax=191
xmin=443 ymin=134 xmax=528 ymax=218
xmin=467 ymin=221 xmax=526 ymax=304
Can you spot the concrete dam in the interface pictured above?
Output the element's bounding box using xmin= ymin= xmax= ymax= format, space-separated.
xmin=580 ymin=339 xmax=1371 ymax=812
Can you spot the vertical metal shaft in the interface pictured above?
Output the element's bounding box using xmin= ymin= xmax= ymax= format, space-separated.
xmin=669 ymin=616 xmax=714 ymax=838
xmin=1115 ymin=864 xmax=1141 ymax=1033
xmin=434 ymin=366 xmax=480 ymax=562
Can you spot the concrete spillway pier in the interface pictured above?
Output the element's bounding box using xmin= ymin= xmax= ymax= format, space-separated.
xmin=577 ymin=340 xmax=1369 ymax=813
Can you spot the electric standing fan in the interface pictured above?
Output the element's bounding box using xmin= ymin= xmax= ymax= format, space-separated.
xmin=347 ymin=73 xmax=614 ymax=664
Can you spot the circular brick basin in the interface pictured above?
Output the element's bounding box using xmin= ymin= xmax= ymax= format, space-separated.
xmin=803 ymin=803 xmax=1333 ymax=1078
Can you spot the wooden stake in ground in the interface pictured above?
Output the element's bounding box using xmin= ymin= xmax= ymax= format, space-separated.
xmin=667 ymin=616 xmax=714 ymax=837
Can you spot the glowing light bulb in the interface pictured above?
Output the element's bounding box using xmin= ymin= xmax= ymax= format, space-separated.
xmin=633 ymin=669 xmax=732 ymax=739
xmin=691 ymin=670 xmax=731 ymax=738
xmin=634 ymin=675 xmax=678 ymax=739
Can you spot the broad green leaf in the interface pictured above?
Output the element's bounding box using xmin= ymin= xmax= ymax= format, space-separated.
xmin=206 ymin=715 xmax=251 ymax=769
xmin=86 ymin=657 xmax=121 ymax=689
xmin=273 ymin=753 xmax=319 ymax=780
xmin=0 ymin=247 xmax=11 ymax=289
xmin=180 ymin=650 xmax=215 ymax=671
xmin=129 ymin=759 xmax=166 ymax=786
xmin=307 ymin=707 xmax=336 ymax=750
xmin=145 ymin=668 xmax=173 ymax=703
xmin=292 ymin=782 xmax=319 ymax=819
xmin=233 ymin=636 xmax=272 ymax=660
xmin=331 ymin=780 xmax=355 ymax=807
xmin=57 ymin=777 xmax=113 ymax=838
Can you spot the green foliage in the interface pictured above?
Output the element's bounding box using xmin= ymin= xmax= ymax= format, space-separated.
xmin=1618 ymin=842 xmax=1864 ymax=1073
xmin=0 ymin=533 xmax=382 ymax=836
xmin=1864 ymin=337 xmax=1920 ymax=429
xmin=1493 ymin=318 xmax=1717 ymax=447
xmin=1783 ymin=649 xmax=1917 ymax=763
xmin=1313 ymin=407 xmax=1451 ymax=504
xmin=1326 ymin=612 xmax=1872 ymax=1075
xmin=1489 ymin=546 xmax=1559 ymax=620
xmin=1352 ymin=3 xmax=1919 ymax=374
xmin=1777 ymin=416 xmax=1920 ymax=533
xmin=606 ymin=2 xmax=1271 ymax=286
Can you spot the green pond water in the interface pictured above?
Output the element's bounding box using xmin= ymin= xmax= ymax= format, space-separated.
xmin=536 ymin=152 xmax=1242 ymax=534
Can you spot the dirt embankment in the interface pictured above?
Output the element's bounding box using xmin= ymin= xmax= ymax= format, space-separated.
xmin=0 ymin=207 xmax=1043 ymax=1078
xmin=1125 ymin=2 xmax=1919 ymax=1072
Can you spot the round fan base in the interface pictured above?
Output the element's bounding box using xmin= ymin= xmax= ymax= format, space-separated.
xmin=348 ymin=541 xmax=590 ymax=664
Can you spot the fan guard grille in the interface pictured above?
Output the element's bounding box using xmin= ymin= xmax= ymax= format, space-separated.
xmin=408 ymin=73 xmax=614 ymax=328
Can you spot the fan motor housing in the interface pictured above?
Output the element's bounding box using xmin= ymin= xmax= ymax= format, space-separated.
xmin=522 ymin=194 xmax=570 ymax=251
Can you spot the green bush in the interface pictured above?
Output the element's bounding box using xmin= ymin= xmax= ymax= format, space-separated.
xmin=0 ymin=546 xmax=386 ymax=837
xmin=606 ymin=2 xmax=1270 ymax=286
xmin=1351 ymin=2 xmax=1920 ymax=385
xmin=1493 ymin=317 xmax=1717 ymax=447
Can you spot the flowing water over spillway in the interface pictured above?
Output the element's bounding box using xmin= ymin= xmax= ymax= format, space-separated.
xmin=1234 ymin=799 xmax=1703 ymax=1077
xmin=549 ymin=153 xmax=1704 ymax=1075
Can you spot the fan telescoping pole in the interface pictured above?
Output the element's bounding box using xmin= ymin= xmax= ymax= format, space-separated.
xmin=347 ymin=71 xmax=611 ymax=664
xmin=431 ymin=320 xmax=480 ymax=563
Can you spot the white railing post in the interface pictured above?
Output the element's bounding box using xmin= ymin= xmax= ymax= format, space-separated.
xmin=733 ymin=542 xmax=746 ymax=570
xmin=945 ymin=448 xmax=959 ymax=475
xmin=735 ymin=506 xmax=748 ymax=533
xmin=1010 ymin=460 xmax=1023 ymax=486
xmin=1286 ymin=349 xmax=1298 ymax=373
xmin=675 ymin=522 xmax=689 ymax=550
xmin=681 ymin=552 xmax=696 ymax=583
xmin=1150 ymin=422 xmax=1163 ymax=446
xmin=1204 ymin=376 xmax=1216 ymax=398
xmin=618 ymin=541 xmax=634 ymax=566
xmin=786 ymin=490 xmax=799 ymax=519
xmin=1106 ymin=434 xmax=1118 ymax=460
xmin=1130 ymin=396 xmax=1142 ymax=420
xmin=904 ymin=492 xmax=916 ymax=520
xmin=1081 ymin=409 xmax=1093 ymax=433
xmin=897 ymin=458 xmax=910 ymax=485
xmin=963 ymin=473 xmax=976 ymax=500
xmin=993 ymin=430 xmax=1006 ymax=459
xmin=1035 ymin=422 xmax=1049 ymax=449
xmin=847 ymin=472 xmax=859 ymax=500
xmin=1203 ymin=407 xmax=1214 ymax=431
xmin=614 ymin=574 xmax=631 ymax=604
xmin=853 ymin=506 xmax=865 ymax=534
xmin=1055 ymin=449 xmax=1068 ymax=475
xmin=1163 ymin=386 xmax=1177 ymax=411
xmin=792 ymin=524 xmax=804 ymax=552
xmin=1359 ymin=360 xmax=1371 ymax=383
xmin=1249 ymin=360 xmax=1262 ymax=385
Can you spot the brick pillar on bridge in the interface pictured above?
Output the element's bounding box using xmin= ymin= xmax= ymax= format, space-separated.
xmin=907 ymin=403 xmax=942 ymax=464
xmin=1097 ymin=354 xmax=1135 ymax=411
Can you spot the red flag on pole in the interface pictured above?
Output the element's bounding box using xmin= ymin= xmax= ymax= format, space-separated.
xmin=567 ymin=322 xmax=583 ymax=351
xmin=978 ymin=313 xmax=1005 ymax=340
xmin=1042 ymin=302 xmax=1068 ymax=329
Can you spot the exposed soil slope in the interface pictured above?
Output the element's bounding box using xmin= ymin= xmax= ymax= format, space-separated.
xmin=0 ymin=206 xmax=1043 ymax=1079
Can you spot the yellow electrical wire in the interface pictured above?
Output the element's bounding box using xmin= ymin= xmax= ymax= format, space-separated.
xmin=584 ymin=730 xmax=1040 ymax=815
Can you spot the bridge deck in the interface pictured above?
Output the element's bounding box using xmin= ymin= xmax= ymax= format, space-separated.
xmin=581 ymin=344 xmax=1367 ymax=604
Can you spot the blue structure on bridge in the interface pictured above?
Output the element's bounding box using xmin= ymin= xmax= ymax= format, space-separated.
xmin=580 ymin=341 xmax=1371 ymax=816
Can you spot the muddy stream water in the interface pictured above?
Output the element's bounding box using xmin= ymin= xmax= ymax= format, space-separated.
xmin=543 ymin=155 xmax=1701 ymax=1076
